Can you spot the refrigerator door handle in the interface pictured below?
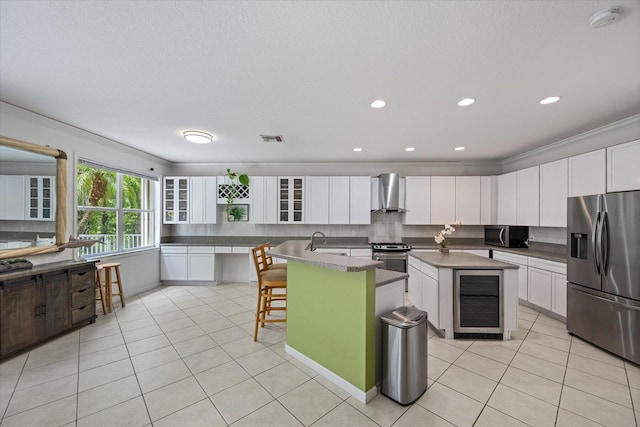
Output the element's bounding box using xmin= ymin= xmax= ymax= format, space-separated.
xmin=601 ymin=211 xmax=609 ymax=274
xmin=593 ymin=212 xmax=601 ymax=274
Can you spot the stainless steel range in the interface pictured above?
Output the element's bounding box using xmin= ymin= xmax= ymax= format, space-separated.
xmin=371 ymin=242 xmax=412 ymax=275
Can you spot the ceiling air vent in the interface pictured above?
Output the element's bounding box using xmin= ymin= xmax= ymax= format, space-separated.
xmin=260 ymin=135 xmax=284 ymax=143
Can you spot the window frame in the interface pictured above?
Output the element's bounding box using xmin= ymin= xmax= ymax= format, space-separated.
xmin=75 ymin=158 xmax=158 ymax=257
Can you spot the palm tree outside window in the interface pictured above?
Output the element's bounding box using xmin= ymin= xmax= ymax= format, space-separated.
xmin=76 ymin=160 xmax=157 ymax=257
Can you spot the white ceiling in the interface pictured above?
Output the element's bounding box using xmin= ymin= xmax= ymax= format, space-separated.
xmin=1 ymin=1 xmax=639 ymax=164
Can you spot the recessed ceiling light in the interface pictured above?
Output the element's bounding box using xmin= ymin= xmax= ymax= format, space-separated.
xmin=371 ymin=100 xmax=386 ymax=109
xmin=540 ymin=96 xmax=560 ymax=105
xmin=455 ymin=146 xmax=465 ymax=151
xmin=353 ymin=147 xmax=363 ymax=152
xmin=405 ymin=147 xmax=415 ymax=152
xmin=457 ymin=98 xmax=475 ymax=107
xmin=183 ymin=130 xmax=213 ymax=144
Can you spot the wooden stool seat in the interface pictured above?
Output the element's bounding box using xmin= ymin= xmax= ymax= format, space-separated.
xmin=252 ymin=243 xmax=287 ymax=341
xmin=96 ymin=262 xmax=125 ymax=313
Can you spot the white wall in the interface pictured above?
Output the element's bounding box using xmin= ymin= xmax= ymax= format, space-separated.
xmin=0 ymin=102 xmax=171 ymax=294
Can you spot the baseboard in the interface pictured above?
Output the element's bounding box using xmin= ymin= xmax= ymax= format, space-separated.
xmin=285 ymin=344 xmax=378 ymax=404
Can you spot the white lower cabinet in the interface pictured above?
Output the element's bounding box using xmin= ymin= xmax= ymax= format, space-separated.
xmin=187 ymin=247 xmax=215 ymax=281
xmin=160 ymin=246 xmax=188 ymax=280
xmin=551 ymin=273 xmax=567 ymax=318
xmin=527 ymin=267 xmax=552 ymax=310
xmin=350 ymin=248 xmax=372 ymax=259
xmin=493 ymin=251 xmax=528 ymax=301
xmin=407 ymin=264 xmax=422 ymax=310
xmin=527 ymin=257 xmax=567 ymax=316
xmin=422 ymin=273 xmax=439 ymax=330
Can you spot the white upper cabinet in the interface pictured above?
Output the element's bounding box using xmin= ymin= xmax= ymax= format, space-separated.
xmin=329 ymin=176 xmax=350 ymax=224
xmin=163 ymin=177 xmax=189 ymax=224
xmin=370 ymin=177 xmax=379 ymax=210
xmin=568 ymin=149 xmax=606 ymax=197
xmin=250 ymin=176 xmax=265 ymax=223
xmin=539 ymin=159 xmax=568 ymax=227
xmin=455 ymin=176 xmax=481 ymax=225
xmin=278 ymin=177 xmax=304 ymax=223
xmin=497 ymin=172 xmax=517 ymax=225
xmin=189 ymin=176 xmax=217 ymax=224
xmin=480 ymin=176 xmax=497 ymax=225
xmin=516 ymin=166 xmax=539 ymax=226
xmin=250 ymin=176 xmax=278 ymax=224
xmin=0 ymin=175 xmax=25 ymax=220
xmin=431 ymin=177 xmax=456 ymax=225
xmin=403 ymin=176 xmax=430 ymax=225
xmin=350 ymin=176 xmax=371 ymax=224
xmin=607 ymin=139 xmax=640 ymax=192
xmin=305 ymin=176 xmax=329 ymax=224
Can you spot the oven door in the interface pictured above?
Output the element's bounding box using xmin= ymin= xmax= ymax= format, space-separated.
xmin=373 ymin=252 xmax=407 ymax=273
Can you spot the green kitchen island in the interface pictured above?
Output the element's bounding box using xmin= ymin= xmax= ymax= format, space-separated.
xmin=268 ymin=240 xmax=408 ymax=404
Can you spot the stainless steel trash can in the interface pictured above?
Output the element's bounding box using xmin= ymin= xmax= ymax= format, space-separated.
xmin=380 ymin=306 xmax=428 ymax=405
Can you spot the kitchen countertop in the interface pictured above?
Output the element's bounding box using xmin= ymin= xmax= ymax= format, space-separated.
xmin=161 ymin=236 xmax=566 ymax=263
xmin=403 ymin=237 xmax=567 ymax=263
xmin=409 ymin=251 xmax=520 ymax=269
xmin=268 ymin=240 xmax=382 ymax=272
xmin=161 ymin=235 xmax=371 ymax=249
xmin=374 ymin=268 xmax=409 ymax=287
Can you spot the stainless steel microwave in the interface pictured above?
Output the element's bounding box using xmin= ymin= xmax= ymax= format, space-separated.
xmin=484 ymin=226 xmax=529 ymax=248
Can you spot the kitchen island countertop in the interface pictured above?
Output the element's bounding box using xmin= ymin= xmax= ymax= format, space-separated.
xmin=409 ymin=251 xmax=520 ymax=269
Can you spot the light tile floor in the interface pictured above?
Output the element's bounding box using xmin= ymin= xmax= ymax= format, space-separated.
xmin=1 ymin=283 xmax=638 ymax=426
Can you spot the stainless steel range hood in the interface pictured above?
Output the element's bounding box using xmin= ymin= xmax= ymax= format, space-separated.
xmin=377 ymin=173 xmax=406 ymax=212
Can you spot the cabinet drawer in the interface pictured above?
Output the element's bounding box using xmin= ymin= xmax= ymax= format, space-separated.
xmin=71 ymin=304 xmax=95 ymax=324
xmin=215 ymin=246 xmax=232 ymax=253
xmin=528 ymin=257 xmax=566 ymax=275
xmin=232 ymin=246 xmax=250 ymax=254
xmin=492 ymin=251 xmax=527 ymax=266
xmin=420 ymin=262 xmax=438 ymax=280
xmin=187 ymin=246 xmax=215 ymax=254
xmin=161 ymin=246 xmax=188 ymax=254
xmin=70 ymin=269 xmax=93 ymax=291
xmin=71 ymin=287 xmax=94 ymax=309
xmin=350 ymin=249 xmax=372 ymax=258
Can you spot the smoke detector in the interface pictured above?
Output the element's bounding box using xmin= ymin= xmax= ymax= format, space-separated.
xmin=589 ymin=7 xmax=622 ymax=28
xmin=260 ymin=135 xmax=284 ymax=143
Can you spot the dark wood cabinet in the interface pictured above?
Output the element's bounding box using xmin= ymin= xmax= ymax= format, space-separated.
xmin=0 ymin=260 xmax=96 ymax=359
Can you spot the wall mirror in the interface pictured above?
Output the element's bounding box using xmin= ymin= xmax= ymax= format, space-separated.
xmin=0 ymin=136 xmax=67 ymax=259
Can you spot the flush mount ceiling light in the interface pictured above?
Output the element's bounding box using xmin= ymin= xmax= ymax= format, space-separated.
xmin=405 ymin=147 xmax=415 ymax=152
xmin=457 ymin=98 xmax=476 ymax=107
xmin=183 ymin=130 xmax=213 ymax=144
xmin=371 ymin=99 xmax=386 ymax=109
xmin=353 ymin=147 xmax=363 ymax=152
xmin=590 ymin=7 xmax=623 ymax=28
xmin=540 ymin=96 xmax=561 ymax=105
xmin=454 ymin=146 xmax=465 ymax=151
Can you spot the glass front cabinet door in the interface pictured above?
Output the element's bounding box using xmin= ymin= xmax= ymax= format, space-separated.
xmin=278 ymin=177 xmax=304 ymax=224
xmin=163 ymin=177 xmax=189 ymax=224
xmin=26 ymin=176 xmax=55 ymax=221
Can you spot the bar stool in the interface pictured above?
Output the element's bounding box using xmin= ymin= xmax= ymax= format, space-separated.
xmin=96 ymin=262 xmax=125 ymax=313
xmin=95 ymin=268 xmax=107 ymax=315
xmin=252 ymin=243 xmax=287 ymax=341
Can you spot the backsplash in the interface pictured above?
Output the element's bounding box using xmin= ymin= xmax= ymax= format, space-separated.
xmin=163 ymin=209 xmax=566 ymax=245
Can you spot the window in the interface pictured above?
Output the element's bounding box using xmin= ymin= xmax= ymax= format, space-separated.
xmin=76 ymin=161 xmax=157 ymax=257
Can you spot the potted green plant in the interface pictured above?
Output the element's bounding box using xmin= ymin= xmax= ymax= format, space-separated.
xmin=225 ymin=168 xmax=249 ymax=221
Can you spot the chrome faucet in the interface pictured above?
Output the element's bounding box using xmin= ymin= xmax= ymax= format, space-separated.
xmin=310 ymin=231 xmax=327 ymax=251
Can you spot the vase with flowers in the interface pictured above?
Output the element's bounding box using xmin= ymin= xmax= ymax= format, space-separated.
xmin=434 ymin=221 xmax=461 ymax=254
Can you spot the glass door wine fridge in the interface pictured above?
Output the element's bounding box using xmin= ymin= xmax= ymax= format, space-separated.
xmin=454 ymin=270 xmax=503 ymax=335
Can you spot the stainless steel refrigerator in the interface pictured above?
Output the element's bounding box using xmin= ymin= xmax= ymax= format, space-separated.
xmin=567 ymin=190 xmax=639 ymax=365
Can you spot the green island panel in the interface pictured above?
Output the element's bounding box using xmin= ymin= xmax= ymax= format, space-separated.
xmin=286 ymin=261 xmax=376 ymax=391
